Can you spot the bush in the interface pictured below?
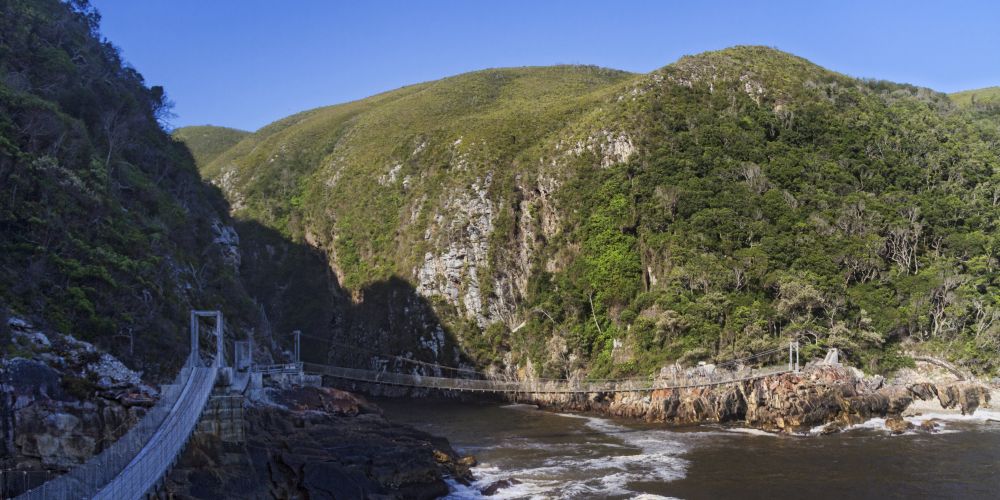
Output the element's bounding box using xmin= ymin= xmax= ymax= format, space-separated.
xmin=62 ymin=375 xmax=99 ymax=400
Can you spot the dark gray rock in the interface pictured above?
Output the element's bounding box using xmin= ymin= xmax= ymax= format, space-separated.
xmin=163 ymin=386 xmax=471 ymax=499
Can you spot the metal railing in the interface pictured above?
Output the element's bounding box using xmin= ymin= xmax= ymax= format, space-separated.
xmin=17 ymin=354 xmax=218 ymax=500
xmin=253 ymin=362 xmax=303 ymax=376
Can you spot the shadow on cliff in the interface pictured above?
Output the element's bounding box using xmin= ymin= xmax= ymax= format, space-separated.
xmin=234 ymin=219 xmax=471 ymax=373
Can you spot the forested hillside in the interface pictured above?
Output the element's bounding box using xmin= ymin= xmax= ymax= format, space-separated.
xmin=0 ymin=0 xmax=270 ymax=375
xmin=187 ymin=45 xmax=1000 ymax=380
xmin=172 ymin=125 xmax=249 ymax=168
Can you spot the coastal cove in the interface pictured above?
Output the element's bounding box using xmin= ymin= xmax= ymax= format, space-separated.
xmin=5 ymin=2 xmax=1000 ymax=499
xmin=379 ymin=399 xmax=1000 ymax=499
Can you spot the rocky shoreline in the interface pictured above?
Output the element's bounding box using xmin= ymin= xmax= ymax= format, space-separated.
xmin=163 ymin=386 xmax=475 ymax=499
xmin=515 ymin=364 xmax=993 ymax=434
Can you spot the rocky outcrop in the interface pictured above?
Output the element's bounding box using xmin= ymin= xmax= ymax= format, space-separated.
xmin=934 ymin=382 xmax=991 ymax=415
xmin=416 ymin=176 xmax=495 ymax=328
xmin=211 ymin=218 xmax=241 ymax=269
xmin=164 ymin=386 xmax=474 ymax=499
xmin=1 ymin=317 xmax=155 ymax=481
xmin=516 ymin=365 xmax=992 ymax=433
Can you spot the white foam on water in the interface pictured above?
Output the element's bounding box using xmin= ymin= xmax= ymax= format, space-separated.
xmin=845 ymin=417 xmax=887 ymax=431
xmin=807 ymin=424 xmax=829 ymax=435
xmin=445 ymin=412 xmax=691 ymax=498
xmin=500 ymin=403 xmax=540 ymax=410
xmin=831 ymin=408 xmax=1000 ymax=437
xmin=723 ymin=427 xmax=782 ymax=437
xmin=842 ymin=417 xmax=922 ymax=436
xmin=907 ymin=409 xmax=1000 ymax=425
xmin=554 ymin=411 xmax=591 ymax=419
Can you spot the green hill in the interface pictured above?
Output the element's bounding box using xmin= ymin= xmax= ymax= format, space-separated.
xmin=172 ymin=125 xmax=250 ymax=168
xmin=950 ymin=86 xmax=1000 ymax=109
xmin=200 ymin=45 xmax=1000 ymax=378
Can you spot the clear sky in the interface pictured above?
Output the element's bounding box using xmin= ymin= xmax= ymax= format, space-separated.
xmin=90 ymin=0 xmax=1000 ymax=132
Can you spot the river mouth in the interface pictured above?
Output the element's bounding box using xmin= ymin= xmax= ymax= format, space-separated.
xmin=377 ymin=399 xmax=1000 ymax=499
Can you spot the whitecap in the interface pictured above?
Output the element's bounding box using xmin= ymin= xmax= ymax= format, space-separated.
xmin=723 ymin=427 xmax=782 ymax=437
xmin=907 ymin=409 xmax=1000 ymax=425
xmin=447 ymin=414 xmax=692 ymax=498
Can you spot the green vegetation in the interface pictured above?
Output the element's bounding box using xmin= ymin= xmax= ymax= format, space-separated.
xmin=195 ymin=46 xmax=1000 ymax=380
xmin=0 ymin=0 xmax=261 ymax=375
xmin=8 ymin=1 xmax=997 ymax=381
xmin=172 ymin=125 xmax=250 ymax=167
xmin=202 ymin=64 xmax=634 ymax=289
xmin=950 ymin=86 xmax=1000 ymax=110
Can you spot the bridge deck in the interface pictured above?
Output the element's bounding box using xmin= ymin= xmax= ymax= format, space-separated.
xmin=304 ymin=363 xmax=791 ymax=394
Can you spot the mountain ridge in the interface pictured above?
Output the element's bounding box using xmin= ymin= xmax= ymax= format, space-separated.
xmin=180 ymin=45 xmax=1000 ymax=379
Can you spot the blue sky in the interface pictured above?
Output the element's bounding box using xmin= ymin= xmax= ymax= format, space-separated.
xmin=90 ymin=0 xmax=1000 ymax=131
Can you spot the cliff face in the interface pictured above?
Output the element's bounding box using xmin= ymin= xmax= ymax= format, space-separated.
xmin=186 ymin=46 xmax=1000 ymax=380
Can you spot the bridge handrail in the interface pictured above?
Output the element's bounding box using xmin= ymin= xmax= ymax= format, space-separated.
xmin=17 ymin=354 xmax=216 ymax=500
xmin=253 ymin=362 xmax=303 ymax=375
xmin=304 ymin=362 xmax=790 ymax=394
xmin=94 ymin=364 xmax=217 ymax=499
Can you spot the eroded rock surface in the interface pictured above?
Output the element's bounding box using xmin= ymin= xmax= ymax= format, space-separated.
xmin=163 ymin=386 xmax=473 ymax=499
xmin=2 ymin=318 xmax=154 ymax=475
xmin=518 ymin=365 xmax=992 ymax=433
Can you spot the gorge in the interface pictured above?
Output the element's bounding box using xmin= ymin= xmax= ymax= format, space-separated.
xmin=2 ymin=0 xmax=1000 ymax=498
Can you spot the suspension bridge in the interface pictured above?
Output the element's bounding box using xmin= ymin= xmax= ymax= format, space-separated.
xmin=14 ymin=311 xmax=801 ymax=500
xmin=304 ymin=344 xmax=798 ymax=394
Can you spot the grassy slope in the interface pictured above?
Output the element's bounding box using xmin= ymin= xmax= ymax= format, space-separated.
xmin=207 ymin=65 xmax=637 ymax=286
xmin=172 ymin=125 xmax=250 ymax=167
xmin=950 ymin=86 xmax=1000 ymax=108
xmin=201 ymin=47 xmax=1000 ymax=378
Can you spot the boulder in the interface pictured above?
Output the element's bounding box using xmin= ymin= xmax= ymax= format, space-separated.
xmin=935 ymin=382 xmax=992 ymax=414
xmin=907 ymin=382 xmax=938 ymax=401
xmin=885 ymin=416 xmax=913 ymax=435
xmin=918 ymin=419 xmax=940 ymax=432
xmin=483 ymin=478 xmax=522 ymax=496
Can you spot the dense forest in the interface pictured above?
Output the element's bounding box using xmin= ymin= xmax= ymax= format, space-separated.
xmin=188 ymin=47 xmax=1000 ymax=379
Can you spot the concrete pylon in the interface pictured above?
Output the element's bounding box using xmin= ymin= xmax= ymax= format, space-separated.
xmin=190 ymin=310 xmax=225 ymax=368
xmin=823 ymin=348 xmax=840 ymax=365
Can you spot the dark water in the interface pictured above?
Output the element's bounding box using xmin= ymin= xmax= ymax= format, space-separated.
xmin=378 ymin=399 xmax=1000 ymax=499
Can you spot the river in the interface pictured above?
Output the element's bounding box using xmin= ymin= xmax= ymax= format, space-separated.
xmin=378 ymin=399 xmax=1000 ymax=499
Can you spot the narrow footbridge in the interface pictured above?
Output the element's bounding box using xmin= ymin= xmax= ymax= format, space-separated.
xmin=305 ymin=362 xmax=792 ymax=394
xmin=305 ymin=342 xmax=802 ymax=394
xmin=17 ymin=352 xmax=218 ymax=500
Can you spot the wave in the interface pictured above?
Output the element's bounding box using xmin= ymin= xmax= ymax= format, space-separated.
xmin=815 ymin=408 xmax=1000 ymax=436
xmin=445 ymin=411 xmax=691 ymax=498
xmin=907 ymin=409 xmax=1000 ymax=424
xmin=723 ymin=427 xmax=783 ymax=437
